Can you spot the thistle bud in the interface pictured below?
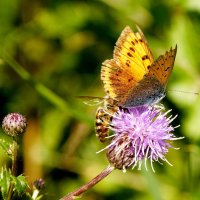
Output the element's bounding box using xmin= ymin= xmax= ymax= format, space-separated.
xmin=33 ymin=178 xmax=45 ymax=190
xmin=107 ymin=133 xmax=134 ymax=171
xmin=2 ymin=113 xmax=27 ymax=137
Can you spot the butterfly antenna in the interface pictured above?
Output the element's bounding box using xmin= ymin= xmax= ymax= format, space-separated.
xmin=167 ymin=90 xmax=199 ymax=95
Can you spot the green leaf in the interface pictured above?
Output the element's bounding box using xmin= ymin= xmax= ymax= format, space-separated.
xmin=0 ymin=167 xmax=31 ymax=199
xmin=0 ymin=138 xmax=14 ymax=160
xmin=0 ymin=139 xmax=10 ymax=152
xmin=11 ymin=174 xmax=29 ymax=194
xmin=0 ymin=167 xmax=12 ymax=200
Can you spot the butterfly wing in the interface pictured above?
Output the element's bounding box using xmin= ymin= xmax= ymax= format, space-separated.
xmin=121 ymin=46 xmax=177 ymax=107
xmin=147 ymin=45 xmax=177 ymax=87
xmin=101 ymin=26 xmax=154 ymax=104
xmin=114 ymin=26 xmax=154 ymax=77
xmin=101 ymin=59 xmax=138 ymax=104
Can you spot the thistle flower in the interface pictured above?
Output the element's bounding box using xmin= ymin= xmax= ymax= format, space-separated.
xmin=32 ymin=178 xmax=45 ymax=199
xmin=105 ymin=106 xmax=181 ymax=172
xmin=33 ymin=178 xmax=45 ymax=191
xmin=2 ymin=113 xmax=27 ymax=137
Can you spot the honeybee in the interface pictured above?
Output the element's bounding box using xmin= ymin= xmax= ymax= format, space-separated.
xmin=95 ymin=98 xmax=119 ymax=142
xmin=78 ymin=96 xmax=119 ymax=142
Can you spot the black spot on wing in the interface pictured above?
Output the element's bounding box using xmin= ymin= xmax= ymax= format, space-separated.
xmin=129 ymin=47 xmax=135 ymax=52
xmin=127 ymin=52 xmax=133 ymax=57
xmin=142 ymin=55 xmax=149 ymax=61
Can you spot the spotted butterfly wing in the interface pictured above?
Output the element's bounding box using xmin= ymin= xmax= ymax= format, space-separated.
xmin=101 ymin=26 xmax=154 ymax=105
xmin=123 ymin=46 xmax=177 ymax=107
xmin=101 ymin=25 xmax=177 ymax=107
xmin=147 ymin=46 xmax=177 ymax=86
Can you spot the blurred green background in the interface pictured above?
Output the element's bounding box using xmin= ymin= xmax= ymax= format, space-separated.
xmin=0 ymin=0 xmax=200 ymax=199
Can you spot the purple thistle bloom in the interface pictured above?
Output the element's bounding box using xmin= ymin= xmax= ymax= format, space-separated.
xmin=105 ymin=105 xmax=181 ymax=172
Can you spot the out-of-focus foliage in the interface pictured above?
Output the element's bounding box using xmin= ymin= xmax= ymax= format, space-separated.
xmin=0 ymin=167 xmax=31 ymax=200
xmin=0 ymin=0 xmax=200 ymax=199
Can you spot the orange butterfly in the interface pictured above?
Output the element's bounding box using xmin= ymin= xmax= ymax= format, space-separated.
xmin=101 ymin=25 xmax=177 ymax=107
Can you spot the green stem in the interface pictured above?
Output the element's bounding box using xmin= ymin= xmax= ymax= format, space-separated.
xmin=6 ymin=138 xmax=18 ymax=200
xmin=59 ymin=165 xmax=115 ymax=200
xmin=2 ymin=51 xmax=92 ymax=124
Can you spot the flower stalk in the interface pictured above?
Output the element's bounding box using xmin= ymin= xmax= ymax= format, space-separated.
xmin=2 ymin=113 xmax=27 ymax=200
xmin=61 ymin=105 xmax=181 ymax=198
xmin=6 ymin=138 xmax=19 ymax=200
xmin=59 ymin=165 xmax=115 ymax=200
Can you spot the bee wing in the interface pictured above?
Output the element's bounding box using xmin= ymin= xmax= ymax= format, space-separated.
xmin=76 ymin=96 xmax=106 ymax=106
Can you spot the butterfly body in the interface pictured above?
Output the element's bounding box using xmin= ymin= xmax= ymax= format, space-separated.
xmin=123 ymin=75 xmax=165 ymax=107
xmin=101 ymin=26 xmax=177 ymax=108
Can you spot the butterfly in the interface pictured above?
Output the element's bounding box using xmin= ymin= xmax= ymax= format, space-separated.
xmin=80 ymin=25 xmax=177 ymax=142
xmin=101 ymin=25 xmax=177 ymax=107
